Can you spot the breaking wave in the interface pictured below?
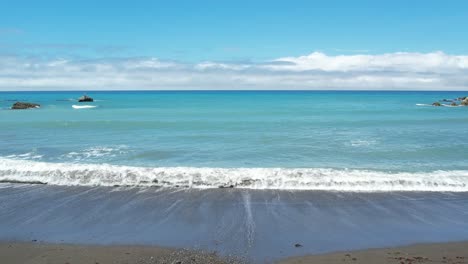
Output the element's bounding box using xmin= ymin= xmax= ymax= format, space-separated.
xmin=72 ymin=105 xmax=97 ymax=109
xmin=416 ymin=103 xmax=465 ymax=107
xmin=0 ymin=158 xmax=467 ymax=192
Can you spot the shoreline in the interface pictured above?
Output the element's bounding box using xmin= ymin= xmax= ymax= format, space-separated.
xmin=279 ymin=241 xmax=468 ymax=264
xmin=1 ymin=241 xmax=467 ymax=264
xmin=0 ymin=241 xmax=244 ymax=264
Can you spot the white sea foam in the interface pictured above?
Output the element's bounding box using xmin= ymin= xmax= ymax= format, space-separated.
xmin=63 ymin=146 xmax=129 ymax=162
xmin=0 ymin=158 xmax=467 ymax=192
xmin=349 ymin=140 xmax=377 ymax=147
xmin=441 ymin=104 xmax=463 ymax=107
xmin=416 ymin=103 xmax=464 ymax=107
xmin=72 ymin=105 xmax=97 ymax=109
xmin=5 ymin=152 xmax=43 ymax=160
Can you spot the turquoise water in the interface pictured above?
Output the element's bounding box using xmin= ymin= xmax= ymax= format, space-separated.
xmin=1 ymin=91 xmax=468 ymax=191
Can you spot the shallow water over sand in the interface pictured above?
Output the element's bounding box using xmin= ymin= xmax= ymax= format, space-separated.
xmin=1 ymin=184 xmax=468 ymax=262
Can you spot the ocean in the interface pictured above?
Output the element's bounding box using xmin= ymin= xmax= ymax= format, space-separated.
xmin=1 ymin=91 xmax=468 ymax=191
xmin=1 ymin=91 xmax=468 ymax=262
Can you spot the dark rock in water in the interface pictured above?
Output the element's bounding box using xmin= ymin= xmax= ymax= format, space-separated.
xmin=294 ymin=243 xmax=303 ymax=248
xmin=78 ymin=95 xmax=94 ymax=102
xmin=458 ymin=96 xmax=467 ymax=101
xmin=11 ymin=102 xmax=40 ymax=109
xmin=218 ymin=184 xmax=235 ymax=189
xmin=442 ymin=99 xmax=454 ymax=102
xmin=432 ymin=102 xmax=441 ymax=106
xmin=0 ymin=179 xmax=46 ymax=185
xmin=451 ymin=102 xmax=458 ymax=106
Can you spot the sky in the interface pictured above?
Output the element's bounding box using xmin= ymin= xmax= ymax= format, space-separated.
xmin=1 ymin=0 xmax=468 ymax=90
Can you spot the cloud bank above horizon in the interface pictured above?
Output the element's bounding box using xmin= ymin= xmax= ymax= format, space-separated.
xmin=1 ymin=51 xmax=468 ymax=91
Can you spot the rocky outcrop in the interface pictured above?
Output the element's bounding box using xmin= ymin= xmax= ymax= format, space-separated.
xmin=78 ymin=95 xmax=93 ymax=102
xmin=11 ymin=102 xmax=40 ymax=109
xmin=429 ymin=96 xmax=467 ymax=106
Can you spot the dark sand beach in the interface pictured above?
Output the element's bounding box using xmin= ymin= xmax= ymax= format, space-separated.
xmin=0 ymin=242 xmax=240 ymax=264
xmin=1 ymin=241 xmax=467 ymax=264
xmin=280 ymin=241 xmax=468 ymax=264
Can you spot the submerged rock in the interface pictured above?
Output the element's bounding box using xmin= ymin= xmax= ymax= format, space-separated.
xmin=11 ymin=102 xmax=40 ymax=109
xmin=432 ymin=102 xmax=441 ymax=106
xmin=78 ymin=95 xmax=94 ymax=102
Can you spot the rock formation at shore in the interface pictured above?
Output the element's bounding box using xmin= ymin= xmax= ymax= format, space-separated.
xmin=431 ymin=96 xmax=467 ymax=107
xmin=11 ymin=102 xmax=40 ymax=109
xmin=462 ymin=98 xmax=468 ymax=106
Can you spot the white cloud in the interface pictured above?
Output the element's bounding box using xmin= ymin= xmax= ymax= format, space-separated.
xmin=269 ymin=51 xmax=468 ymax=72
xmin=195 ymin=61 xmax=251 ymax=71
xmin=0 ymin=51 xmax=468 ymax=90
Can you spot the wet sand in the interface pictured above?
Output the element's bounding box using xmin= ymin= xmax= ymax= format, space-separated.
xmin=280 ymin=241 xmax=468 ymax=264
xmin=2 ymin=184 xmax=468 ymax=262
xmin=0 ymin=242 xmax=242 ymax=264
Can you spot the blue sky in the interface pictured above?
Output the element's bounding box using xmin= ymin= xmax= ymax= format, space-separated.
xmin=2 ymin=0 xmax=468 ymax=60
xmin=1 ymin=0 xmax=468 ymax=90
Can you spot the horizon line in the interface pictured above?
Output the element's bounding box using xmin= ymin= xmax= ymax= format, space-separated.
xmin=1 ymin=89 xmax=468 ymax=93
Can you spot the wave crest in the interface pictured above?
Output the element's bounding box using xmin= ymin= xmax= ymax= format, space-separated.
xmin=0 ymin=158 xmax=467 ymax=192
xmin=72 ymin=105 xmax=97 ymax=109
